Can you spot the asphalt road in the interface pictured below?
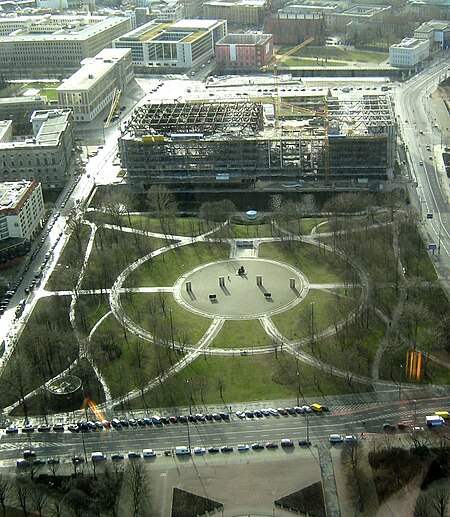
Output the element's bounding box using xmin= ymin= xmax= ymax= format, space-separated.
xmin=1 ymin=397 xmax=448 ymax=466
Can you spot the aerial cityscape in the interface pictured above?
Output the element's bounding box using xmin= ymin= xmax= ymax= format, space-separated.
xmin=0 ymin=0 xmax=448 ymax=514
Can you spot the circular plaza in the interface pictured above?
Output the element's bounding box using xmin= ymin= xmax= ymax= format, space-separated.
xmin=174 ymin=258 xmax=309 ymax=319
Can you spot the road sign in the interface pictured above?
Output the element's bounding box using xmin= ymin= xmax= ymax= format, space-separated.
xmin=428 ymin=243 xmax=437 ymax=251
xmin=426 ymin=213 xmax=433 ymax=219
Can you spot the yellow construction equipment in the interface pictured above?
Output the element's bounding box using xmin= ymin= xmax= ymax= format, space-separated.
xmin=104 ymin=88 xmax=121 ymax=128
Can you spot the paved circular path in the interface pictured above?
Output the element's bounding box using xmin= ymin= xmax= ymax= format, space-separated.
xmin=174 ymin=258 xmax=308 ymax=319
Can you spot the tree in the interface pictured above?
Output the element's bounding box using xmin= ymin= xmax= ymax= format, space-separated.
xmin=0 ymin=474 xmax=10 ymax=517
xmin=146 ymin=185 xmax=177 ymax=219
xmin=428 ymin=486 xmax=449 ymax=517
xmin=199 ymin=200 xmax=236 ymax=224
xmin=14 ymin=477 xmax=33 ymax=517
xmin=30 ymin=485 xmax=50 ymax=517
xmin=125 ymin=461 xmax=151 ymax=517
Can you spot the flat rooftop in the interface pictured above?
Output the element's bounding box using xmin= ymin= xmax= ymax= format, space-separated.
xmin=0 ymin=180 xmax=33 ymax=211
xmin=217 ymin=33 xmax=272 ymax=44
xmin=391 ymin=37 xmax=424 ymax=49
xmin=0 ymin=15 xmax=127 ymax=42
xmin=57 ymin=48 xmax=130 ymax=91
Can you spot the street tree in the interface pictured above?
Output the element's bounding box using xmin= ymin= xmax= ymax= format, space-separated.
xmin=0 ymin=474 xmax=10 ymax=517
xmin=125 ymin=461 xmax=151 ymax=517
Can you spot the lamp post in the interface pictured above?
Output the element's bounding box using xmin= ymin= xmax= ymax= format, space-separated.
xmin=169 ymin=308 xmax=174 ymax=350
xmin=311 ymin=302 xmax=315 ymax=342
xmin=185 ymin=379 xmax=191 ymax=452
xmin=296 ymin=369 xmax=300 ymax=407
xmin=399 ymin=364 xmax=403 ymax=400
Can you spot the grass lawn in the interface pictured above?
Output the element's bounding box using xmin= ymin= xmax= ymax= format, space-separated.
xmin=301 ymin=218 xmax=328 ymax=234
xmin=82 ymin=228 xmax=167 ymax=290
xmin=284 ymin=57 xmax=348 ymax=67
xmin=304 ymin=312 xmax=386 ymax=377
xmin=39 ymin=87 xmax=59 ymax=101
xmin=281 ymin=46 xmax=388 ymax=64
xmin=271 ymin=290 xmax=358 ymax=341
xmin=124 ymin=242 xmax=230 ymax=288
xmin=89 ymin=313 xmax=180 ymax=399
xmin=124 ymin=350 xmax=373 ymax=409
xmin=120 ymin=292 xmax=212 ymax=345
xmin=85 ymin=212 xmax=213 ymax=236
xmin=399 ymin=224 xmax=437 ymax=281
xmin=46 ymin=223 xmax=91 ymax=291
xmin=259 ymin=241 xmax=346 ymax=283
xmin=210 ymin=319 xmax=273 ymax=348
xmin=213 ymin=223 xmax=275 ymax=239
xmin=0 ymin=296 xmax=75 ymax=409
xmin=75 ymin=294 xmax=111 ymax=336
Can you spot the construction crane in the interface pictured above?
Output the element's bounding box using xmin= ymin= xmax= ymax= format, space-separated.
xmin=104 ymin=88 xmax=121 ymax=128
xmin=261 ymin=37 xmax=315 ymax=122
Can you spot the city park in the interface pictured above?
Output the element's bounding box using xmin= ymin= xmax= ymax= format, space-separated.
xmin=1 ymin=193 xmax=449 ymax=421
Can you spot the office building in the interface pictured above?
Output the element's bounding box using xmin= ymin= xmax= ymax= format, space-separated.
xmin=203 ymin=0 xmax=266 ymax=26
xmin=389 ymin=37 xmax=429 ymax=67
xmin=0 ymin=15 xmax=131 ymax=76
xmin=57 ymin=48 xmax=134 ymax=122
xmin=215 ymin=33 xmax=273 ymax=68
xmin=113 ymin=19 xmax=227 ymax=69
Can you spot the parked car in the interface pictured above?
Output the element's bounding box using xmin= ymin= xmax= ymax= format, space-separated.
xmin=128 ymin=451 xmax=141 ymax=459
xmin=208 ymin=446 xmax=220 ymax=454
xmin=143 ymin=449 xmax=156 ymax=458
xmin=111 ymin=453 xmax=125 ymax=461
xmin=72 ymin=456 xmax=85 ymax=464
xmin=265 ymin=442 xmax=279 ymax=449
xmin=47 ymin=458 xmax=60 ymax=465
xmin=221 ymin=445 xmax=233 ymax=453
xmin=251 ymin=443 xmax=264 ymax=450
xmin=298 ymin=439 xmax=311 ymax=446
xmin=329 ymin=434 xmax=344 ymax=443
xmin=281 ymin=438 xmax=294 ymax=447
xmin=193 ymin=447 xmax=206 ymax=454
xmin=383 ymin=423 xmax=396 ymax=432
xmin=237 ymin=444 xmax=249 ymax=451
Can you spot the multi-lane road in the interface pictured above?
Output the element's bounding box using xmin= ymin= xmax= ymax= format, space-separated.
xmin=1 ymin=396 xmax=448 ymax=466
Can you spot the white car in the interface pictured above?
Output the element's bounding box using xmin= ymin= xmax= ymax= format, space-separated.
xmin=268 ymin=408 xmax=279 ymax=416
xmin=193 ymin=447 xmax=206 ymax=454
xmin=344 ymin=435 xmax=356 ymax=442
xmin=302 ymin=405 xmax=312 ymax=413
xmin=329 ymin=434 xmax=344 ymax=443
xmin=237 ymin=444 xmax=249 ymax=451
xmin=143 ymin=449 xmax=156 ymax=458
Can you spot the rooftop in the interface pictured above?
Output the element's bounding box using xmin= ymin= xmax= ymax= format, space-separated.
xmin=217 ymin=32 xmax=272 ymax=44
xmin=391 ymin=37 xmax=426 ymax=49
xmin=57 ymin=48 xmax=131 ymax=91
xmin=0 ymin=180 xmax=33 ymax=211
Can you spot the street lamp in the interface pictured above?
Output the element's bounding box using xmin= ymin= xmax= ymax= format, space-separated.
xmin=310 ymin=302 xmax=315 ymax=342
xmin=185 ymin=379 xmax=192 ymax=452
xmin=399 ymin=364 xmax=403 ymax=400
xmin=296 ymin=369 xmax=300 ymax=407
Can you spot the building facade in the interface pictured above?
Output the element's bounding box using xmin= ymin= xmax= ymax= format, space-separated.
xmin=0 ymin=15 xmax=131 ymax=76
xmin=0 ymin=180 xmax=44 ymax=242
xmin=414 ymin=20 xmax=450 ymax=49
xmin=264 ymin=12 xmax=326 ymax=46
xmin=113 ymin=19 xmax=227 ymax=69
xmin=57 ymin=48 xmax=134 ymax=123
xmin=389 ymin=37 xmax=429 ymax=67
xmin=0 ymin=109 xmax=74 ymax=188
xmin=215 ymin=33 xmax=273 ymax=68
xmin=203 ymin=0 xmax=266 ymax=26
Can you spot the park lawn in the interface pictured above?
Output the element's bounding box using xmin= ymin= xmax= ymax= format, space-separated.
xmin=305 ymin=312 xmax=386 ymax=378
xmin=89 ymin=313 xmax=180 ymax=399
xmin=284 ymin=57 xmax=348 ymax=67
xmin=400 ymin=225 xmax=437 ymax=281
xmin=281 ymin=46 xmax=388 ymax=64
xmin=40 ymin=88 xmax=58 ymax=101
xmin=210 ymin=319 xmax=272 ymax=348
xmin=278 ymin=218 xmax=328 ymax=236
xmin=75 ymin=294 xmax=111 ymax=336
xmin=85 ymin=211 xmax=212 ymax=236
xmin=125 ymin=350 xmax=373 ymax=409
xmin=124 ymin=242 xmax=230 ymax=288
xmin=301 ymin=218 xmax=328 ymax=234
xmin=259 ymin=241 xmax=346 ymax=283
xmin=82 ymin=228 xmax=167 ymax=290
xmin=271 ymin=289 xmax=356 ymax=341
xmin=214 ymin=223 xmax=275 ymax=239
xmin=120 ymin=292 xmax=211 ymax=345
xmin=46 ymin=222 xmax=91 ymax=291
xmin=0 ymin=296 xmax=76 ymax=409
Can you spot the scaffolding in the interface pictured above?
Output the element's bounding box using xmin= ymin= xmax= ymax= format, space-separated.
xmin=119 ymin=96 xmax=395 ymax=186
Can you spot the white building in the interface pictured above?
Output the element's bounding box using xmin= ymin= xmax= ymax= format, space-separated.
xmin=414 ymin=20 xmax=450 ymax=50
xmin=0 ymin=109 xmax=74 ymax=188
xmin=113 ymin=19 xmax=227 ymax=69
xmin=0 ymin=15 xmax=131 ymax=76
xmin=0 ymin=180 xmax=44 ymax=242
xmin=57 ymin=48 xmax=134 ymax=123
xmin=389 ymin=37 xmax=429 ymax=67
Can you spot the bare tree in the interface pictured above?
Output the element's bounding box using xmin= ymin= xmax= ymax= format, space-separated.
xmin=30 ymin=485 xmax=50 ymax=517
xmin=125 ymin=461 xmax=151 ymax=517
xmin=0 ymin=474 xmax=10 ymax=517
xmin=14 ymin=477 xmax=33 ymax=517
xmin=428 ymin=486 xmax=449 ymax=517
